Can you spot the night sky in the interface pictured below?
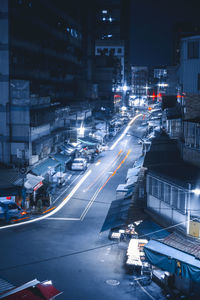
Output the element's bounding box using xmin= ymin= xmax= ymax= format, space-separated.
xmin=130 ymin=0 xmax=200 ymax=67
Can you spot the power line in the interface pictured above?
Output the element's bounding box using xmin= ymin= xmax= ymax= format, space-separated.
xmin=0 ymin=241 xmax=118 ymax=272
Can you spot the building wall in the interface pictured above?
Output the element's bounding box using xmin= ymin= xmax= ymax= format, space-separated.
xmin=131 ymin=66 xmax=148 ymax=98
xmin=166 ymin=66 xmax=179 ymax=95
xmin=0 ymin=0 xmax=11 ymax=164
xmin=181 ymin=121 xmax=200 ymax=167
xmin=183 ymin=94 xmax=200 ymax=120
xmin=146 ymin=174 xmax=189 ymax=233
xmin=166 ymin=119 xmax=182 ymax=139
xmin=182 ymin=145 xmax=200 ymax=168
xmin=180 ymin=36 xmax=200 ymax=94
xmin=95 ymin=40 xmax=124 ymax=83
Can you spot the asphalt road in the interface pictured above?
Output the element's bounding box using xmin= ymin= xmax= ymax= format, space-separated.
xmin=0 ymin=115 xmax=165 ymax=300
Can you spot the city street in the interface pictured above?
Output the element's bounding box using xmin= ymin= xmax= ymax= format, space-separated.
xmin=0 ymin=115 xmax=164 ymax=300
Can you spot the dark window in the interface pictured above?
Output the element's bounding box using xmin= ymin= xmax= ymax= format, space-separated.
xmin=172 ymin=187 xmax=178 ymax=208
xmin=165 ymin=184 xmax=171 ymax=204
xmin=8 ymin=203 xmax=19 ymax=210
xmin=179 ymin=190 xmax=185 ymax=212
xmin=148 ymin=176 xmax=152 ymax=195
xmin=198 ymin=73 xmax=200 ymax=91
xmin=152 ymin=178 xmax=159 ymax=198
xmin=160 ymin=182 xmax=164 ymax=201
xmin=118 ymin=48 xmax=122 ymax=53
xmin=188 ymin=41 xmax=199 ymax=59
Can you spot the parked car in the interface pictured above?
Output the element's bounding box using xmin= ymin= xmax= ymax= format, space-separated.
xmin=71 ymin=158 xmax=87 ymax=171
xmin=0 ymin=200 xmax=27 ymax=223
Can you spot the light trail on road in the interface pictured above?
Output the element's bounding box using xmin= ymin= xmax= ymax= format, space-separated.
xmin=83 ymin=149 xmax=123 ymax=193
xmin=0 ymin=113 xmax=142 ymax=230
xmin=99 ymin=149 xmax=131 ymax=192
xmin=80 ymin=150 xmax=131 ymax=221
xmin=0 ymin=170 xmax=92 ymax=230
xmin=110 ymin=113 xmax=142 ymax=150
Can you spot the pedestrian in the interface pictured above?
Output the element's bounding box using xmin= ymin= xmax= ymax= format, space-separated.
xmin=37 ymin=199 xmax=43 ymax=213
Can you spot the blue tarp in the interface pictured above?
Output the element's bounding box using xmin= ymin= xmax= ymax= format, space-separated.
xmin=78 ymin=137 xmax=98 ymax=147
xmin=144 ymin=240 xmax=200 ymax=282
xmin=135 ymin=219 xmax=170 ymax=240
xmin=100 ymin=198 xmax=132 ymax=232
xmin=31 ymin=158 xmax=61 ymax=176
xmin=51 ymin=154 xmax=71 ymax=164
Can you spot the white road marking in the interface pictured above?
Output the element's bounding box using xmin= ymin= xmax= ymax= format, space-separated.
xmin=53 ymin=174 xmax=81 ymax=203
xmin=80 ymin=185 xmax=101 ymax=221
xmin=110 ymin=114 xmax=142 ymax=150
xmin=0 ymin=170 xmax=92 ymax=230
xmin=0 ymin=115 xmax=142 ymax=230
xmin=47 ymin=217 xmax=79 ymax=221
xmin=95 ymin=161 xmax=101 ymax=166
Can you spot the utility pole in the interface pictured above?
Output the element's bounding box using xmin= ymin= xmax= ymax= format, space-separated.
xmin=187 ymin=183 xmax=191 ymax=235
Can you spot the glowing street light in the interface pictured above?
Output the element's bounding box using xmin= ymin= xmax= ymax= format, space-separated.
xmin=122 ymin=85 xmax=128 ymax=92
xmin=77 ymin=125 xmax=85 ymax=138
xmin=191 ymin=188 xmax=200 ymax=195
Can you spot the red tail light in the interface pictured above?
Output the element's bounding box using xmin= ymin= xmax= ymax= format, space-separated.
xmin=20 ymin=211 xmax=27 ymax=215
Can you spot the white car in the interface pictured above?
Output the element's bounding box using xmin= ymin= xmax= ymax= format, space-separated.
xmin=71 ymin=158 xmax=87 ymax=171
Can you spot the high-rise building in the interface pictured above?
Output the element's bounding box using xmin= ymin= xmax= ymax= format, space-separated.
xmin=131 ymin=66 xmax=148 ymax=99
xmin=93 ymin=0 xmax=131 ymax=109
xmin=94 ymin=0 xmax=131 ymax=82
xmin=0 ymin=0 xmax=92 ymax=165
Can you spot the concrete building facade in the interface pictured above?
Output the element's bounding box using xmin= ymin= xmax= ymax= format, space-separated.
xmin=179 ymin=35 xmax=200 ymax=94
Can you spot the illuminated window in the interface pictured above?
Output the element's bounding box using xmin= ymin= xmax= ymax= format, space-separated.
xmin=102 ymin=10 xmax=107 ymax=14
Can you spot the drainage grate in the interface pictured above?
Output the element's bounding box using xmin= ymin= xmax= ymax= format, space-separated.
xmin=106 ymin=279 xmax=120 ymax=286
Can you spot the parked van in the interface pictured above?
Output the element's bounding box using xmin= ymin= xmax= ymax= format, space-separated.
xmin=0 ymin=200 xmax=27 ymax=223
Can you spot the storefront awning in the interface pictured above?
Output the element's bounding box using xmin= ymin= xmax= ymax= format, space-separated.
xmin=0 ymin=279 xmax=62 ymax=299
xmin=25 ymin=174 xmax=44 ymax=192
xmin=144 ymin=240 xmax=200 ymax=282
xmin=134 ymin=155 xmax=144 ymax=168
xmin=78 ymin=138 xmax=98 ymax=146
xmin=135 ymin=219 xmax=170 ymax=240
xmin=100 ymin=198 xmax=132 ymax=232
xmin=31 ymin=158 xmax=61 ymax=177
xmin=126 ymin=168 xmax=139 ymax=180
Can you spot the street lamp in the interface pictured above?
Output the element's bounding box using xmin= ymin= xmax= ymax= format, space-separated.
xmin=77 ymin=125 xmax=85 ymax=138
xmin=122 ymin=84 xmax=129 ymax=107
xmin=122 ymin=85 xmax=128 ymax=92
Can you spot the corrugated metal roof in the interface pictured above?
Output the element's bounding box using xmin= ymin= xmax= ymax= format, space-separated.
xmin=143 ymin=130 xmax=182 ymax=168
xmin=31 ymin=158 xmax=60 ymax=176
xmin=162 ymin=232 xmax=200 ymax=260
xmin=50 ymin=153 xmax=71 ymax=164
xmin=0 ymin=278 xmax=15 ymax=295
